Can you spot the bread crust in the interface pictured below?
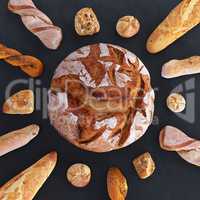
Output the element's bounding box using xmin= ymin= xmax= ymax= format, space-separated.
xmin=0 ymin=152 xmax=57 ymax=200
xmin=147 ymin=0 xmax=200 ymax=53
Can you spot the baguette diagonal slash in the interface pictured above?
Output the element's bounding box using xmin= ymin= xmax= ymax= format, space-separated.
xmin=0 ymin=151 xmax=57 ymax=200
xmin=0 ymin=124 xmax=39 ymax=157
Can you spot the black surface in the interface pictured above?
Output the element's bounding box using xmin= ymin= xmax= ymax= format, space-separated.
xmin=0 ymin=0 xmax=200 ymax=199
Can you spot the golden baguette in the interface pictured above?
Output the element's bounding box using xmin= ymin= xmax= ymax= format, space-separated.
xmin=162 ymin=56 xmax=200 ymax=78
xmin=0 ymin=151 xmax=57 ymax=200
xmin=0 ymin=124 xmax=39 ymax=157
xmin=146 ymin=0 xmax=200 ymax=54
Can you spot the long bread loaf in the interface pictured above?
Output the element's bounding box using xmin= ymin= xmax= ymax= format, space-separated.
xmin=147 ymin=0 xmax=200 ymax=53
xmin=0 ymin=124 xmax=39 ymax=157
xmin=0 ymin=151 xmax=57 ymax=199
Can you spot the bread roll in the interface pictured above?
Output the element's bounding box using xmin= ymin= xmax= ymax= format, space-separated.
xmin=0 ymin=151 xmax=57 ymax=199
xmin=147 ymin=0 xmax=200 ymax=53
xmin=0 ymin=124 xmax=39 ymax=157
xmin=133 ymin=152 xmax=155 ymax=179
xmin=107 ymin=167 xmax=128 ymax=200
xmin=75 ymin=8 xmax=100 ymax=36
xmin=8 ymin=0 xmax=62 ymax=50
xmin=3 ymin=90 xmax=34 ymax=114
xmin=162 ymin=56 xmax=200 ymax=78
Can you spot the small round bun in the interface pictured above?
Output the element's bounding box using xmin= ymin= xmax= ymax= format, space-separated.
xmin=116 ymin=16 xmax=140 ymax=38
xmin=67 ymin=163 xmax=91 ymax=187
xmin=167 ymin=93 xmax=186 ymax=113
xmin=48 ymin=43 xmax=155 ymax=152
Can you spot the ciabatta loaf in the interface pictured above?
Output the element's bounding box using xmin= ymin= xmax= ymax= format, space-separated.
xmin=147 ymin=0 xmax=200 ymax=53
xmin=0 ymin=151 xmax=57 ymax=200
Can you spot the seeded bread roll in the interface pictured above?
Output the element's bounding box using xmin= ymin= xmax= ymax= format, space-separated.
xmin=147 ymin=0 xmax=200 ymax=54
xmin=160 ymin=126 xmax=200 ymax=167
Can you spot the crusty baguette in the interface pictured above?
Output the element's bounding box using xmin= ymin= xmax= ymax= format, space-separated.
xmin=0 ymin=151 xmax=57 ymax=200
xmin=3 ymin=90 xmax=34 ymax=114
xmin=162 ymin=56 xmax=200 ymax=78
xmin=0 ymin=124 xmax=39 ymax=157
xmin=146 ymin=0 xmax=200 ymax=53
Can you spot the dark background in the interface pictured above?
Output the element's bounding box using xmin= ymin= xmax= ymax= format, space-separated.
xmin=0 ymin=0 xmax=200 ymax=199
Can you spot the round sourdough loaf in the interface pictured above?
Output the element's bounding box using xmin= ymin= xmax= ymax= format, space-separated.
xmin=48 ymin=43 xmax=155 ymax=152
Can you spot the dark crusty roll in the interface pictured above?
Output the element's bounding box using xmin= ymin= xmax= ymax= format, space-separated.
xmin=8 ymin=0 xmax=62 ymax=50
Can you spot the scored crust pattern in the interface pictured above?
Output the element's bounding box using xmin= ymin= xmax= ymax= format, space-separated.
xmin=48 ymin=43 xmax=155 ymax=152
